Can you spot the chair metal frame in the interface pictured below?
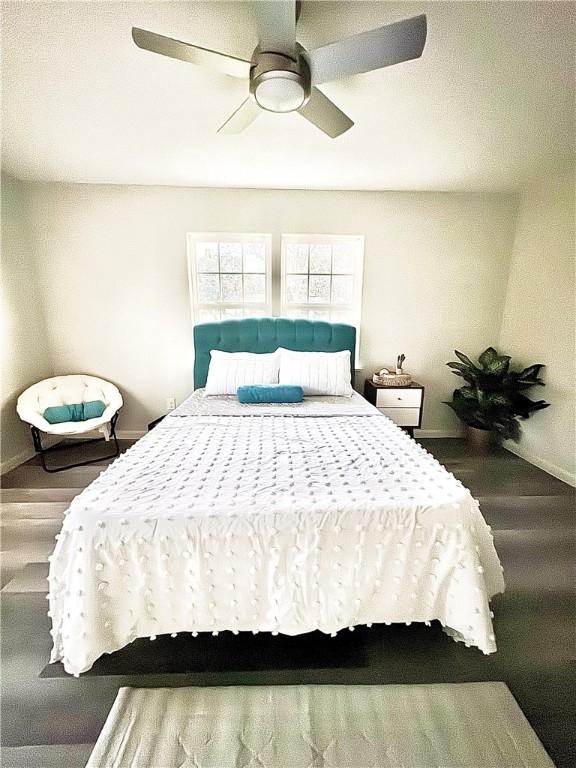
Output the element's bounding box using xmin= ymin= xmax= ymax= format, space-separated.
xmin=30 ymin=412 xmax=120 ymax=473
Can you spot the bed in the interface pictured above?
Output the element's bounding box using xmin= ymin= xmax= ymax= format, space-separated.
xmin=48 ymin=318 xmax=504 ymax=676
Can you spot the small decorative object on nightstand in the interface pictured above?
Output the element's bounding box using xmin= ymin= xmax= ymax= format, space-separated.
xmin=372 ymin=353 xmax=412 ymax=387
xmin=364 ymin=378 xmax=424 ymax=437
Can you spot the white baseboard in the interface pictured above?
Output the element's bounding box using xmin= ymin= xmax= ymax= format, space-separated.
xmin=503 ymin=442 xmax=576 ymax=488
xmin=0 ymin=447 xmax=36 ymax=476
xmin=414 ymin=429 xmax=462 ymax=438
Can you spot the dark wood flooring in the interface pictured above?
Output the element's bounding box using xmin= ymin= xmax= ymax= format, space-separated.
xmin=1 ymin=438 xmax=574 ymax=767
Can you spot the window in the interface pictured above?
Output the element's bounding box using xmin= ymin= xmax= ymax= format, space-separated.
xmin=281 ymin=234 xmax=364 ymax=331
xmin=187 ymin=233 xmax=272 ymax=323
xmin=187 ymin=232 xmax=365 ymax=364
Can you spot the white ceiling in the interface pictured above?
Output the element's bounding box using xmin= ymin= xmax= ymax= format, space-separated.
xmin=1 ymin=1 xmax=574 ymax=191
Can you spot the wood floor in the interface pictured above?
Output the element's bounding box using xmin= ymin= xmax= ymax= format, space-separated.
xmin=1 ymin=438 xmax=574 ymax=767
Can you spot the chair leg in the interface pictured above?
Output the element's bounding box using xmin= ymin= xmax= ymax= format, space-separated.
xmin=32 ymin=416 xmax=121 ymax=473
xmin=110 ymin=413 xmax=120 ymax=455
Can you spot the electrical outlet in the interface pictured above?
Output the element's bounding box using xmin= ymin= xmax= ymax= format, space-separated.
xmin=166 ymin=397 xmax=176 ymax=411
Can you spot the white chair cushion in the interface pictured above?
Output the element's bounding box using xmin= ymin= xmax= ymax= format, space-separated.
xmin=17 ymin=375 xmax=123 ymax=435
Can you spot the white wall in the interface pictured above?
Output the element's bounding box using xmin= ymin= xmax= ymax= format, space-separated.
xmin=22 ymin=182 xmax=518 ymax=436
xmin=1 ymin=173 xmax=53 ymax=471
xmin=499 ymin=171 xmax=575 ymax=485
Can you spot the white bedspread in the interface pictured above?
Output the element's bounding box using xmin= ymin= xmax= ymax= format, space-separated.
xmin=48 ymin=391 xmax=504 ymax=675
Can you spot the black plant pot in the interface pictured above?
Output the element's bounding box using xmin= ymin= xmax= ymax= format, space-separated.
xmin=465 ymin=425 xmax=491 ymax=452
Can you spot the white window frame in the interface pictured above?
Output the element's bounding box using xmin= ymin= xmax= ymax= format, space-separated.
xmin=280 ymin=233 xmax=365 ymax=359
xmin=187 ymin=232 xmax=272 ymax=323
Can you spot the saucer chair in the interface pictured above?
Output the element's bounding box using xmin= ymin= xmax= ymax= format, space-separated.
xmin=17 ymin=375 xmax=123 ymax=472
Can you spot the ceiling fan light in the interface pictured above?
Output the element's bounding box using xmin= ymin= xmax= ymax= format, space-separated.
xmin=254 ymin=73 xmax=306 ymax=113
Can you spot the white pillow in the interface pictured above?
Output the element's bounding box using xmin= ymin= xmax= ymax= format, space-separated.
xmin=204 ymin=350 xmax=280 ymax=395
xmin=278 ymin=348 xmax=353 ymax=396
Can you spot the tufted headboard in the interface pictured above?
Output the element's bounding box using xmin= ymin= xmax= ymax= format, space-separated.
xmin=193 ymin=318 xmax=356 ymax=390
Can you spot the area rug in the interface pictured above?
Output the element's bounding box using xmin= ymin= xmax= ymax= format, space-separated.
xmin=86 ymin=682 xmax=554 ymax=768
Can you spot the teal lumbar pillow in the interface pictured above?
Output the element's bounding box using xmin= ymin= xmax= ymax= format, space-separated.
xmin=237 ymin=384 xmax=304 ymax=404
xmin=43 ymin=399 xmax=106 ymax=424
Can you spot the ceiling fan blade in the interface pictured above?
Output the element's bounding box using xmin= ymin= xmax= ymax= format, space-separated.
xmin=302 ymin=14 xmax=427 ymax=85
xmin=132 ymin=27 xmax=251 ymax=79
xmin=218 ymin=98 xmax=261 ymax=134
xmin=253 ymin=1 xmax=296 ymax=56
xmin=297 ymin=88 xmax=353 ymax=138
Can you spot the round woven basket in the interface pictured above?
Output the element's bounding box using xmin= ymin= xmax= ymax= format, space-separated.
xmin=372 ymin=372 xmax=412 ymax=387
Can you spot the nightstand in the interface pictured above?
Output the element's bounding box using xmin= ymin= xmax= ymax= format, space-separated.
xmin=364 ymin=379 xmax=424 ymax=437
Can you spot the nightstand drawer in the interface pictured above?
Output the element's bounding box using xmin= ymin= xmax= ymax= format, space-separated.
xmin=376 ymin=388 xmax=422 ymax=408
xmin=379 ymin=407 xmax=421 ymax=427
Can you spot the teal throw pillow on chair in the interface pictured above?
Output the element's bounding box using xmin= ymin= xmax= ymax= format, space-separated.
xmin=43 ymin=399 xmax=106 ymax=424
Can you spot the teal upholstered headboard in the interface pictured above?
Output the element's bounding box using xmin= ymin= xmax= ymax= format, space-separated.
xmin=193 ymin=318 xmax=356 ymax=390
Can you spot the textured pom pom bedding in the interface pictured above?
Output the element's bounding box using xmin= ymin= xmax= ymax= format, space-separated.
xmin=48 ymin=392 xmax=504 ymax=675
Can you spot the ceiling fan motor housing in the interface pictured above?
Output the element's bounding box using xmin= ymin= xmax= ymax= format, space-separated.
xmin=249 ymin=50 xmax=311 ymax=113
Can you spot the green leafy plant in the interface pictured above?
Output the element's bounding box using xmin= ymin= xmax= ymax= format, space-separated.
xmin=444 ymin=347 xmax=549 ymax=440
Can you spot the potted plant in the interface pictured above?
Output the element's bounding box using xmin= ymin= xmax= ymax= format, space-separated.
xmin=444 ymin=347 xmax=549 ymax=450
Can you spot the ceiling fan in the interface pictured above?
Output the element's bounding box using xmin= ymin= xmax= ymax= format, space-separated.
xmin=132 ymin=2 xmax=427 ymax=138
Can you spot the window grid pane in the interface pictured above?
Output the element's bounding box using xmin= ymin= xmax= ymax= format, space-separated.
xmin=244 ymin=273 xmax=266 ymax=303
xmin=197 ymin=273 xmax=220 ymax=304
xmin=286 ymin=243 xmax=309 ymax=273
xmin=331 ymin=242 xmax=356 ymax=274
xmin=286 ymin=274 xmax=308 ymax=304
xmin=283 ymin=239 xmax=361 ymax=309
xmin=309 ymin=244 xmax=332 ymax=274
xmin=196 ymin=242 xmax=219 ymax=273
xmin=189 ymin=233 xmax=272 ymax=322
xmin=219 ymin=242 xmax=242 ymax=272
xmin=243 ymin=242 xmax=266 ymax=273
xmin=331 ymin=274 xmax=354 ymax=305
xmin=221 ymin=273 xmax=243 ymax=302
xmin=281 ymin=234 xmax=364 ymax=364
xmin=308 ymin=274 xmax=331 ymax=303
